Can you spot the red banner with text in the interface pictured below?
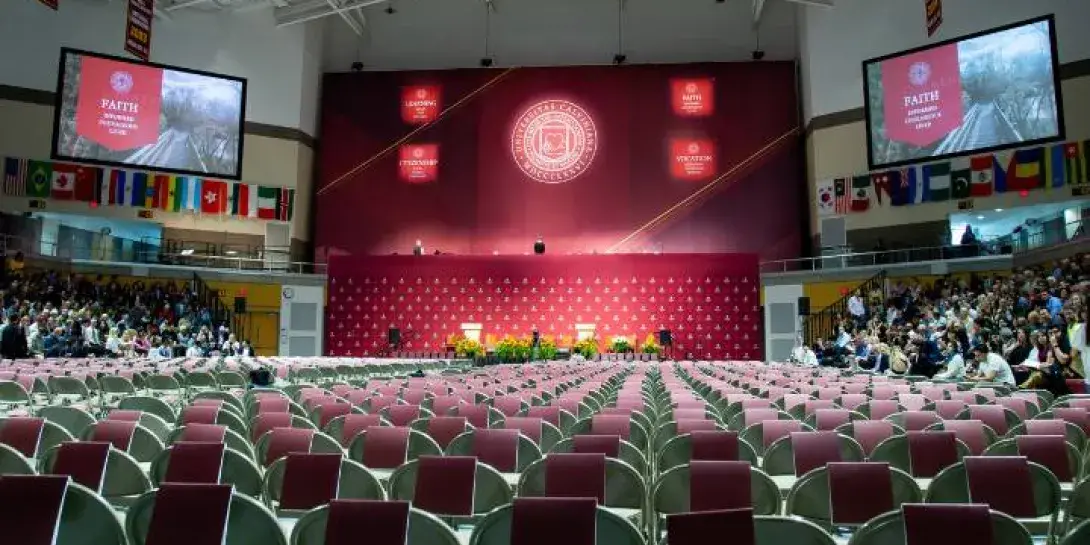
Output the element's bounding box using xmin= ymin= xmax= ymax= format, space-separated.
xmin=398 ymin=144 xmax=440 ymax=183
xmin=881 ymin=43 xmax=963 ymax=147
xmin=124 ymin=0 xmax=154 ymax=61
xmin=670 ymin=78 xmax=715 ymax=117
xmin=401 ymin=85 xmax=442 ymax=125
xmin=74 ymin=55 xmax=163 ymax=151
xmin=670 ymin=138 xmax=717 ymax=181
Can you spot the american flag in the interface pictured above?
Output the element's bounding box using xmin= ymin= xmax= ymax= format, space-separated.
xmin=834 ymin=177 xmax=851 ymax=214
xmin=2 ymin=158 xmax=28 ymax=196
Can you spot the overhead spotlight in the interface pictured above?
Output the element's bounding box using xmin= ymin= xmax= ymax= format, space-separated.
xmin=350 ymin=61 xmax=364 ymax=72
xmin=715 ymin=0 xmax=725 ymax=3
xmin=751 ymin=49 xmax=765 ymax=61
xmin=613 ymin=53 xmax=627 ymax=65
xmin=480 ymin=57 xmax=494 ymax=67
xmin=384 ymin=5 xmax=396 ymax=14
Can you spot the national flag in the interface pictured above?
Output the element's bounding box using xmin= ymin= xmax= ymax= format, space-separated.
xmin=94 ymin=169 xmax=108 ymax=206
xmin=889 ymin=167 xmax=921 ymax=206
xmin=158 ymin=176 xmax=179 ymax=211
xmin=26 ymin=161 xmax=52 ymax=198
xmin=108 ymin=169 xmax=130 ymax=205
xmin=257 ymin=186 xmax=295 ymax=221
xmin=181 ymin=177 xmax=202 ymax=211
xmin=850 ymin=176 xmax=871 ymax=212
xmin=51 ymin=164 xmax=77 ymax=200
xmin=200 ymin=180 xmax=228 ymax=215
xmin=1066 ymin=141 xmax=1087 ymax=186
xmin=816 ymin=180 xmax=835 ymax=216
xmin=923 ymin=162 xmax=952 ymax=201
xmin=171 ymin=177 xmax=188 ymax=212
xmin=229 ymin=183 xmax=259 ymax=217
xmin=151 ymin=174 xmax=170 ymax=208
xmin=129 ymin=172 xmax=148 ymax=207
xmin=870 ymin=172 xmax=891 ymax=205
xmin=832 ymin=178 xmax=851 ymax=215
xmin=969 ymin=155 xmax=994 ymax=197
xmin=997 ymin=147 xmax=1043 ymax=192
xmin=73 ymin=166 xmax=102 ymax=202
xmin=3 ymin=157 xmax=27 ymax=196
xmin=1044 ymin=143 xmax=1066 ymax=191
xmin=950 ymin=166 xmax=971 ymax=200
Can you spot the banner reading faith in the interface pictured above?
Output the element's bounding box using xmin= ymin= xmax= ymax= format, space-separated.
xmin=74 ymin=55 xmax=163 ymax=151
xmin=881 ymin=43 xmax=963 ymax=147
xmin=670 ymin=78 xmax=715 ymax=117
xmin=124 ymin=0 xmax=155 ymax=61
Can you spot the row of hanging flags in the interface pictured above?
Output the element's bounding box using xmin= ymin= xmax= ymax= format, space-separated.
xmin=817 ymin=140 xmax=1090 ymax=217
xmin=1 ymin=158 xmax=295 ymax=222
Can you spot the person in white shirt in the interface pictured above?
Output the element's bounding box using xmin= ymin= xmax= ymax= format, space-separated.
xmin=970 ymin=345 xmax=1016 ymax=385
xmin=847 ymin=291 xmax=866 ymax=326
xmin=933 ymin=349 xmax=967 ymax=381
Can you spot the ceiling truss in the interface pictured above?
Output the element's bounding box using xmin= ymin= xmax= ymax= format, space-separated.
xmin=155 ymin=0 xmax=833 ymax=38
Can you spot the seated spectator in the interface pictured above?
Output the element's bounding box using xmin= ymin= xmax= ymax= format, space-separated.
xmin=969 ymin=344 xmax=1016 ymax=385
xmin=933 ymin=342 xmax=967 ymax=381
xmin=0 ymin=314 xmax=28 ymax=359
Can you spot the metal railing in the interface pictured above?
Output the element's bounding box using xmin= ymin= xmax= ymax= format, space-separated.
xmin=1011 ymin=219 xmax=1088 ymax=253
xmin=803 ymin=269 xmax=887 ymax=347
xmin=759 ymin=241 xmax=1010 ymax=274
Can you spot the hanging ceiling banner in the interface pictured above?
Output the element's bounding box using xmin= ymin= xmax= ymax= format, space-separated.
xmin=124 ymin=0 xmax=155 ymax=61
xmin=925 ymin=0 xmax=943 ymax=37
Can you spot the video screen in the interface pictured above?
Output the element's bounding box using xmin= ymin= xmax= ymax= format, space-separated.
xmin=52 ymin=48 xmax=247 ymax=179
xmin=862 ymin=16 xmax=1064 ymax=169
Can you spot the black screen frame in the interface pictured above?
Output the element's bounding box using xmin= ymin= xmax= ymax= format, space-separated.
xmin=50 ymin=47 xmax=249 ymax=181
xmin=860 ymin=14 xmax=1065 ymax=171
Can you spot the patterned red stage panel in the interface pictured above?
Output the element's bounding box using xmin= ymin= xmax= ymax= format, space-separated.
xmin=326 ymin=254 xmax=762 ymax=361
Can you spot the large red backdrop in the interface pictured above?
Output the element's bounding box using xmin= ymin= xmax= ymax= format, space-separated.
xmin=326 ymin=254 xmax=762 ymax=360
xmin=315 ymin=62 xmax=804 ymax=260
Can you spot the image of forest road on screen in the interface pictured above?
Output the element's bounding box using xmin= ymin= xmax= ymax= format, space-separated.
xmin=56 ymin=53 xmax=243 ymax=177
xmin=866 ymin=20 xmax=1060 ymax=167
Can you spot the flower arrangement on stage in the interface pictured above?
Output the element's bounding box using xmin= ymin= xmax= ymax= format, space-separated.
xmin=573 ymin=337 xmax=599 ymax=359
xmin=494 ymin=335 xmax=532 ymax=362
xmin=539 ymin=336 xmax=558 ymax=361
xmin=641 ymin=333 xmax=661 ymax=355
xmin=452 ymin=335 xmax=484 ymax=359
xmin=609 ymin=335 xmax=632 ymax=354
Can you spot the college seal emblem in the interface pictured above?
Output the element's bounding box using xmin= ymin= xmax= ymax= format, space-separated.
xmin=510 ymin=99 xmax=598 ymax=184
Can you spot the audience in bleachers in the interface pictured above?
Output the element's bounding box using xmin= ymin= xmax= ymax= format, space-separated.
xmin=0 ymin=268 xmax=249 ymax=360
xmin=813 ymin=255 xmax=1090 ymax=396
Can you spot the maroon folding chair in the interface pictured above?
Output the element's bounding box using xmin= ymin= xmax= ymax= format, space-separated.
xmin=144 ymin=483 xmax=234 ymax=545
xmin=324 ymin=500 xmax=412 ymax=545
xmin=826 ymin=462 xmax=896 ymax=526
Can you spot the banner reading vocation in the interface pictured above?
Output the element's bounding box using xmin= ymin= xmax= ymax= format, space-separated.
xmin=670 ymin=138 xmax=716 ymax=181
xmin=398 ymin=144 xmax=440 ymax=183
xmin=881 ymin=43 xmax=963 ymax=147
xmin=401 ymin=85 xmax=441 ymax=125
xmin=670 ymin=78 xmax=715 ymax=117
xmin=74 ymin=55 xmax=163 ymax=151
xmin=124 ymin=0 xmax=154 ymax=61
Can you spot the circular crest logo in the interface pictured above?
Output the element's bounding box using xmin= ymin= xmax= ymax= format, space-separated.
xmin=110 ymin=71 xmax=134 ymax=94
xmin=510 ymin=99 xmax=598 ymax=184
xmin=908 ymin=62 xmax=931 ymax=87
xmin=684 ymin=82 xmax=698 ymax=94
xmin=416 ymin=88 xmax=428 ymax=99
xmin=413 ymin=148 xmax=424 ymax=158
xmin=687 ymin=143 xmax=700 ymax=154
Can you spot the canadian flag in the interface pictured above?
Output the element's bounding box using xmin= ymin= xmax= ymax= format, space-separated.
xmin=51 ymin=164 xmax=77 ymax=200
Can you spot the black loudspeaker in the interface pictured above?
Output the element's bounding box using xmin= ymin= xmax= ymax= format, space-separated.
xmin=659 ymin=329 xmax=672 ymax=346
xmin=533 ymin=240 xmax=545 ymax=255
xmin=388 ymin=327 xmax=401 ymax=347
xmin=234 ymin=297 xmax=247 ymax=313
xmin=798 ymin=296 xmax=811 ymax=316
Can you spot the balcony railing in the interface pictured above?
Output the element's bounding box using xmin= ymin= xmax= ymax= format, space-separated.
xmin=759 ymin=241 xmax=1010 ymax=274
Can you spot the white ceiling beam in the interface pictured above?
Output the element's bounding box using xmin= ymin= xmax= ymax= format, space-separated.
xmin=274 ymin=0 xmax=390 ymax=26
xmin=163 ymin=0 xmax=211 ymax=11
xmin=752 ymin=0 xmax=766 ymax=25
xmin=785 ymin=0 xmax=834 ymax=8
xmin=325 ymin=0 xmax=364 ymax=35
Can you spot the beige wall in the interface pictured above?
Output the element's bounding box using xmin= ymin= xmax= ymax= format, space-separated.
xmin=0 ymin=97 xmax=313 ymax=243
xmin=807 ymin=74 xmax=1090 ymax=237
